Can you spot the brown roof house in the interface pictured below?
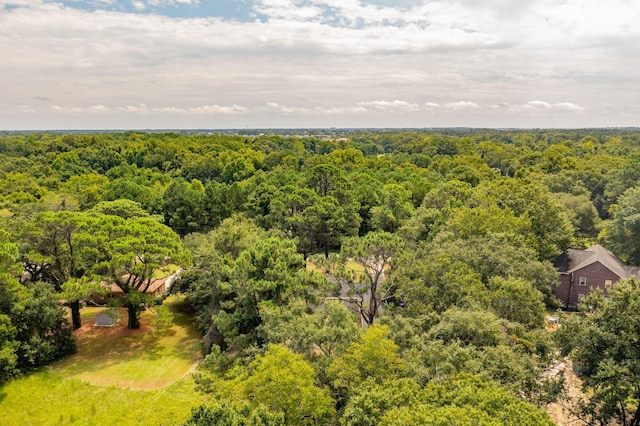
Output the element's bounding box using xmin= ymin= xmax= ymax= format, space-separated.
xmin=91 ymin=276 xmax=169 ymax=306
xmin=105 ymin=276 xmax=168 ymax=299
xmin=91 ymin=270 xmax=182 ymax=306
xmin=553 ymin=244 xmax=640 ymax=308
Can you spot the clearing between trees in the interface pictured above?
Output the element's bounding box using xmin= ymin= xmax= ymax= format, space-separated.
xmin=0 ymin=296 xmax=208 ymax=425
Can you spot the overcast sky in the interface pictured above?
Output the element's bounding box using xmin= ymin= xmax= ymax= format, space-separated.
xmin=1 ymin=0 xmax=639 ymax=130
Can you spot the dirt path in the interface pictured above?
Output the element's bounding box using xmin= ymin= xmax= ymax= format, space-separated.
xmin=545 ymin=359 xmax=586 ymax=426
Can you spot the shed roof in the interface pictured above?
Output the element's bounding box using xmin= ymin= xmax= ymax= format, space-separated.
xmin=95 ymin=310 xmax=118 ymax=326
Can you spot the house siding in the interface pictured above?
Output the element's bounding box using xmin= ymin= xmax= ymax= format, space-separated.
xmin=554 ymin=273 xmax=572 ymax=306
xmin=556 ymin=261 xmax=620 ymax=308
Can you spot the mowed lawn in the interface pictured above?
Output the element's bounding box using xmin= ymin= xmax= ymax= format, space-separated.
xmin=54 ymin=297 xmax=201 ymax=390
xmin=0 ymin=296 xmax=210 ymax=425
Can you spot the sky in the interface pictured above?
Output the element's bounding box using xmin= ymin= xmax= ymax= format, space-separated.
xmin=1 ymin=0 xmax=639 ymax=130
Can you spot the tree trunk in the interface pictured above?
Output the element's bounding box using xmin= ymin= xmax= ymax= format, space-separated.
xmin=630 ymin=404 xmax=640 ymax=426
xmin=70 ymin=299 xmax=81 ymax=330
xmin=203 ymin=323 xmax=225 ymax=355
xmin=127 ymin=304 xmax=140 ymax=329
xmin=367 ymin=292 xmax=377 ymax=325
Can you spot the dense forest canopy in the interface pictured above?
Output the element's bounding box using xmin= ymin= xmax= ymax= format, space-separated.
xmin=2 ymin=128 xmax=640 ymax=424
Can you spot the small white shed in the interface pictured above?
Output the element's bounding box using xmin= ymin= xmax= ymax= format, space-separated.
xmin=95 ymin=310 xmax=118 ymax=327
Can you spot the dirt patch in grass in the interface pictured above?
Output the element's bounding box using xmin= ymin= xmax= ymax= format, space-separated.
xmin=74 ymin=309 xmax=151 ymax=339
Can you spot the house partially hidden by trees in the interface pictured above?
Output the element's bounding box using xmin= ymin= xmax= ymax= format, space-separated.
xmin=553 ymin=244 xmax=640 ymax=308
xmin=104 ymin=276 xmax=169 ymax=300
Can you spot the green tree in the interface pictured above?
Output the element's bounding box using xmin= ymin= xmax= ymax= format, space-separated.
xmin=90 ymin=199 xmax=161 ymax=221
xmin=437 ymin=205 xmax=531 ymax=242
xmin=348 ymin=170 xmax=382 ymax=235
xmin=190 ymin=234 xmax=325 ymax=359
xmin=244 ymin=345 xmax=335 ymax=425
xmin=17 ymin=210 xmax=102 ymax=329
xmin=428 ymin=307 xmax=506 ymax=347
xmin=486 ymin=276 xmax=545 ymax=329
xmin=265 ymin=186 xmax=317 ymax=234
xmin=476 ymin=179 xmax=572 ymax=259
xmin=339 ymin=232 xmax=403 ymax=325
xmin=341 ymin=378 xmax=420 ymax=426
xmin=60 ymin=276 xmax=107 ymax=329
xmin=379 ymin=374 xmax=555 ymax=426
xmin=395 ymin=248 xmax=485 ymax=318
xmin=185 ymin=401 xmax=284 ymax=426
xmin=86 ymin=215 xmax=191 ymax=328
xmin=60 ymin=173 xmax=108 ymax=209
xmin=603 ymin=160 xmax=640 ymax=211
xmin=102 ymin=178 xmax=165 ymax=214
xmin=370 ymin=184 xmax=414 ymax=233
xmin=603 ymin=186 xmax=640 ymax=264
xmin=397 ymin=234 xmax=558 ymax=313
xmin=0 ymin=313 xmax=18 ymax=382
xmin=327 ymin=325 xmax=405 ymax=400
xmin=163 ymin=178 xmax=207 ymax=235
xmin=177 ymin=216 xmax=266 ymax=355
xmin=306 ymin=164 xmax=346 ymax=197
xmin=557 ymin=278 xmax=640 ymax=426
xmin=293 ymin=196 xmax=359 ymax=258
xmin=552 ymin=192 xmax=600 ymax=238
xmin=0 ymin=229 xmax=22 ymax=382
xmin=12 ymin=281 xmax=76 ymax=371
xmin=259 ymin=299 xmax=359 ymax=358
xmin=203 ymin=182 xmax=245 ymax=228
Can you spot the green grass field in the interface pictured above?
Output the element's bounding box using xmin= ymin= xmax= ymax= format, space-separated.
xmin=0 ymin=296 xmax=209 ymax=425
xmin=306 ymin=258 xmax=366 ymax=276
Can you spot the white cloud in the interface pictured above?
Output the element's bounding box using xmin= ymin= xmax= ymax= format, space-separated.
xmin=51 ymin=104 xmax=111 ymax=114
xmin=150 ymin=106 xmax=187 ymax=114
xmin=356 ymin=100 xmax=421 ymax=112
xmin=253 ymin=1 xmax=324 ymax=21
xmin=0 ymin=0 xmax=33 ymax=5
xmin=527 ymin=100 xmax=553 ymax=109
xmin=50 ymin=103 xmax=250 ymax=115
xmin=445 ymin=101 xmax=480 ymax=110
xmin=87 ymin=105 xmax=111 ymax=113
xmin=188 ymin=105 xmax=250 ymax=115
xmin=489 ymin=100 xmax=586 ymax=114
xmin=261 ymin=102 xmax=313 ymax=114
xmin=554 ymin=102 xmax=585 ymax=112
xmin=315 ymin=106 xmax=368 ymax=114
xmin=146 ymin=0 xmax=199 ymax=6
xmin=115 ymin=104 xmax=150 ymax=114
xmin=516 ymin=101 xmax=585 ymax=112
xmin=0 ymin=0 xmax=637 ymax=129
xmin=151 ymin=105 xmax=250 ymax=114
xmin=132 ymin=1 xmax=146 ymax=11
xmin=2 ymin=103 xmax=37 ymax=114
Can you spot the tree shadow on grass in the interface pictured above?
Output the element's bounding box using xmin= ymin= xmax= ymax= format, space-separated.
xmin=50 ymin=298 xmax=202 ymax=388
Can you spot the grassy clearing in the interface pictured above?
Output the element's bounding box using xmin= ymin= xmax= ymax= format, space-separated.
xmin=306 ymin=258 xmax=366 ymax=275
xmin=0 ymin=371 xmax=207 ymax=425
xmin=53 ymin=297 xmax=201 ymax=390
xmin=0 ymin=296 xmax=207 ymax=425
xmin=345 ymin=260 xmax=366 ymax=275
